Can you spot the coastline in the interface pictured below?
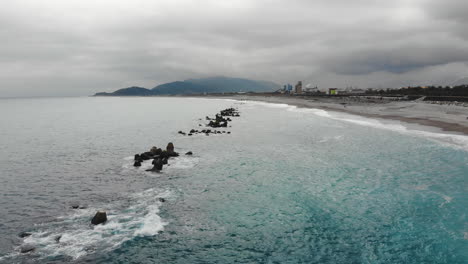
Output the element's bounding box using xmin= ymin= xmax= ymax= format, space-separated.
xmin=202 ymin=94 xmax=468 ymax=136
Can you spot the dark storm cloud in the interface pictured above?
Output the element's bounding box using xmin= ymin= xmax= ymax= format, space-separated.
xmin=1 ymin=0 xmax=467 ymax=96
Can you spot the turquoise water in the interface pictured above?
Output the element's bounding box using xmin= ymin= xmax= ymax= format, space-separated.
xmin=0 ymin=97 xmax=467 ymax=263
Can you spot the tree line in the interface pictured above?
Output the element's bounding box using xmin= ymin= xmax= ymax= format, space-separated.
xmin=365 ymin=85 xmax=468 ymax=96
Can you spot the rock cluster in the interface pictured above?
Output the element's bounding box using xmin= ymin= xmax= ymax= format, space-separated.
xmin=18 ymin=108 xmax=242 ymax=252
xmin=133 ymin=142 xmax=180 ymax=170
xmin=178 ymin=108 xmax=239 ymax=135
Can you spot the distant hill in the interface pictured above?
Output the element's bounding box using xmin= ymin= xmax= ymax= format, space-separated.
xmin=151 ymin=81 xmax=209 ymax=95
xmin=94 ymin=77 xmax=280 ymax=96
xmin=95 ymin=86 xmax=152 ymax=96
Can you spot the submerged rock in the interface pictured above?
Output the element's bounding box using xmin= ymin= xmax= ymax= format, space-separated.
xmin=71 ymin=204 xmax=87 ymax=209
xmin=158 ymin=198 xmax=166 ymax=202
xmin=91 ymin=211 xmax=107 ymax=225
xmin=185 ymin=151 xmax=193 ymax=155
xmin=20 ymin=244 xmax=35 ymax=253
xmin=133 ymin=160 xmax=142 ymax=167
xmin=18 ymin=232 xmax=32 ymax=238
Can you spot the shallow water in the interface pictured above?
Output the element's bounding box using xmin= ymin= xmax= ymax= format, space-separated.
xmin=0 ymin=97 xmax=467 ymax=263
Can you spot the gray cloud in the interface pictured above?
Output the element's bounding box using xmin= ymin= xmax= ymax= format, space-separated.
xmin=1 ymin=0 xmax=467 ymax=97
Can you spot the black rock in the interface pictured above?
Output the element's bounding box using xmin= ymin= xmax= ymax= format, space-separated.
xmin=150 ymin=147 xmax=163 ymax=155
xmin=148 ymin=158 xmax=163 ymax=171
xmin=20 ymin=244 xmax=35 ymax=253
xmin=91 ymin=211 xmax=107 ymax=225
xmin=55 ymin=235 xmax=62 ymax=243
xmin=185 ymin=151 xmax=193 ymax=155
xmin=140 ymin=152 xmax=152 ymax=160
xmin=188 ymin=133 xmax=193 ymax=136
xmin=158 ymin=198 xmax=166 ymax=202
xmin=18 ymin=232 xmax=32 ymax=238
xmin=150 ymin=146 xmax=159 ymax=154
xmin=134 ymin=154 xmax=140 ymax=160
xmin=162 ymin=157 xmax=168 ymax=165
xmin=166 ymin=142 xmax=175 ymax=153
xmin=227 ymin=132 xmax=231 ymax=134
xmin=134 ymin=161 xmax=142 ymax=167
xmin=71 ymin=204 xmax=80 ymax=209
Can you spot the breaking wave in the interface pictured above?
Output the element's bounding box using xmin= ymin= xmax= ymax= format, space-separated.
xmin=12 ymin=189 xmax=171 ymax=261
xmin=243 ymin=100 xmax=468 ymax=151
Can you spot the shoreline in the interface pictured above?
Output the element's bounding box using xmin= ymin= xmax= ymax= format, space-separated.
xmin=202 ymin=94 xmax=468 ymax=136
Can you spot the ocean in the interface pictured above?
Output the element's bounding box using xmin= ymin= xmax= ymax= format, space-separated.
xmin=0 ymin=97 xmax=467 ymax=263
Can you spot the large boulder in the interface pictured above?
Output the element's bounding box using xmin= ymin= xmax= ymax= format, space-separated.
xmin=91 ymin=211 xmax=107 ymax=225
xmin=134 ymin=160 xmax=142 ymax=167
xmin=148 ymin=158 xmax=163 ymax=171
xmin=166 ymin=142 xmax=175 ymax=153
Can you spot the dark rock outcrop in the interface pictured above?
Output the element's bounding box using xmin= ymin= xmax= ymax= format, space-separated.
xmin=147 ymin=158 xmax=163 ymax=171
xmin=166 ymin=143 xmax=174 ymax=153
xmin=91 ymin=211 xmax=107 ymax=225
xmin=18 ymin=232 xmax=32 ymax=238
xmin=185 ymin=151 xmax=193 ymax=155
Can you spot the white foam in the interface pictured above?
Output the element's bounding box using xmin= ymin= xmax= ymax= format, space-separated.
xmin=244 ymin=100 xmax=468 ymax=151
xmin=166 ymin=156 xmax=199 ymax=170
xmin=17 ymin=188 xmax=171 ymax=260
xmin=122 ymin=155 xmax=199 ymax=173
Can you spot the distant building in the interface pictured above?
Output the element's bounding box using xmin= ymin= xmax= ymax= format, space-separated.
xmin=328 ymin=88 xmax=338 ymax=95
xmin=342 ymin=88 xmax=365 ymax=95
xmin=304 ymin=86 xmax=319 ymax=94
xmin=295 ymin=81 xmax=303 ymax=94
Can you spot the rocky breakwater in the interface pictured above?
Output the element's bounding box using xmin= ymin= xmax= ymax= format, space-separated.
xmin=178 ymin=107 xmax=240 ymax=136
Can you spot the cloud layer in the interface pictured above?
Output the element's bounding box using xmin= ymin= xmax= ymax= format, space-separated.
xmin=1 ymin=0 xmax=467 ymax=96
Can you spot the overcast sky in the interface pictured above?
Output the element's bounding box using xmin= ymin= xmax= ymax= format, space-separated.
xmin=1 ymin=0 xmax=467 ymax=96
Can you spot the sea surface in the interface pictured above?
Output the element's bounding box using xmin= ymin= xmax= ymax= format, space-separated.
xmin=0 ymin=97 xmax=467 ymax=264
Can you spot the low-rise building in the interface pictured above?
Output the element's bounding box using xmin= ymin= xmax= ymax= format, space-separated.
xmin=328 ymin=88 xmax=338 ymax=95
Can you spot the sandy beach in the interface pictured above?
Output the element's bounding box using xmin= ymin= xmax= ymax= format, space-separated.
xmin=208 ymin=94 xmax=468 ymax=135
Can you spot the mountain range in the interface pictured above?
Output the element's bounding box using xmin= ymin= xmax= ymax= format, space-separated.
xmin=94 ymin=77 xmax=280 ymax=96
